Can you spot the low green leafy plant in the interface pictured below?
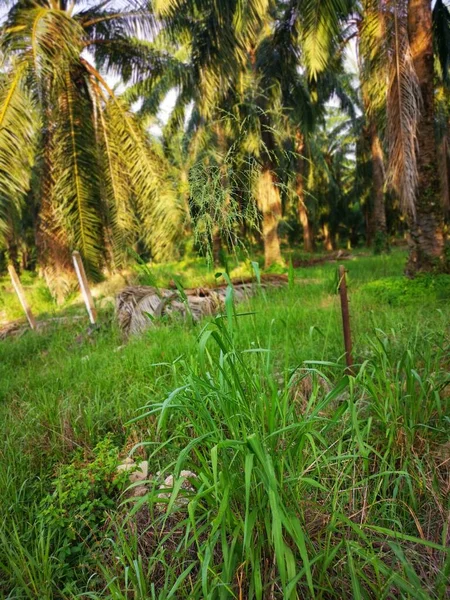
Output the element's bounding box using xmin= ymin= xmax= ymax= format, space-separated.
xmin=37 ymin=436 xmax=126 ymax=576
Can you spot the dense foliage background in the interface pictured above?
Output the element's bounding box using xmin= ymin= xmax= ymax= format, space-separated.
xmin=0 ymin=0 xmax=449 ymax=296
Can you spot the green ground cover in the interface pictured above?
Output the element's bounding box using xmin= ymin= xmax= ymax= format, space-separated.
xmin=0 ymin=250 xmax=449 ymax=598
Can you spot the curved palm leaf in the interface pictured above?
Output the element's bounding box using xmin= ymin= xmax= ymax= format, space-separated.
xmin=296 ymin=0 xmax=353 ymax=80
xmin=52 ymin=69 xmax=103 ymax=278
xmin=0 ymin=62 xmax=39 ymax=244
xmin=385 ymin=0 xmax=421 ymax=217
xmin=102 ymin=93 xmax=185 ymax=259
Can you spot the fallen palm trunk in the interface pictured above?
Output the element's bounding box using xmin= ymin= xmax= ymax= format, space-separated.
xmin=116 ymin=274 xmax=287 ymax=337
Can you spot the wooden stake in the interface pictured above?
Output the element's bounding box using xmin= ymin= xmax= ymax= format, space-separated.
xmin=72 ymin=251 xmax=97 ymax=325
xmin=7 ymin=264 xmax=36 ymax=330
xmin=338 ymin=265 xmax=354 ymax=374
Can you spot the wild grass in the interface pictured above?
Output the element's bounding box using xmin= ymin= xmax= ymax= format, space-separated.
xmin=0 ymin=250 xmax=448 ymax=598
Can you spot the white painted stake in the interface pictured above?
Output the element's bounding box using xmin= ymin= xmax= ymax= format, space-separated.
xmin=8 ymin=264 xmax=37 ymax=330
xmin=72 ymin=251 xmax=97 ymax=325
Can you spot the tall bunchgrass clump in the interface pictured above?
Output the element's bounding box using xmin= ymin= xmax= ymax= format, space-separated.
xmin=96 ymin=289 xmax=449 ymax=599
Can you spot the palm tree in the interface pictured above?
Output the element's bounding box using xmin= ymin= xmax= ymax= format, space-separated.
xmin=303 ymin=107 xmax=361 ymax=250
xmin=356 ymin=0 xmax=448 ymax=272
xmin=257 ymin=1 xmax=316 ymax=258
xmin=356 ymin=1 xmax=389 ymax=251
xmin=434 ymin=0 xmax=450 ymax=219
xmin=123 ymin=0 xmax=276 ymax=263
xmin=126 ymin=0 xmax=312 ymax=267
xmin=405 ymin=0 xmax=445 ymax=273
xmin=130 ymin=0 xmax=368 ymax=265
xmin=294 ymin=0 xmax=450 ymax=270
xmin=0 ymin=0 xmax=181 ymax=298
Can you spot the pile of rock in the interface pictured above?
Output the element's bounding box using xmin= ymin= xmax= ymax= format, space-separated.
xmin=117 ymin=457 xmax=149 ymax=498
xmin=117 ymin=457 xmax=197 ymax=509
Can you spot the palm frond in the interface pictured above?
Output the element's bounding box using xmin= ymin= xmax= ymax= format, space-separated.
xmin=89 ymin=37 xmax=169 ymax=85
xmin=78 ymin=4 xmax=155 ymax=40
xmin=52 ymin=69 xmax=103 ymax=278
xmin=256 ymin=8 xmax=315 ymax=133
xmin=0 ymin=62 xmax=38 ymax=244
xmin=359 ymin=0 xmax=389 ymax=124
xmin=2 ymin=6 xmax=84 ymax=83
xmin=298 ymin=0 xmax=352 ymax=80
xmin=103 ymin=95 xmax=186 ymax=259
xmin=123 ymin=51 xmax=190 ymax=112
xmin=92 ymin=83 xmax=136 ymax=268
xmin=385 ymin=0 xmax=421 ymax=217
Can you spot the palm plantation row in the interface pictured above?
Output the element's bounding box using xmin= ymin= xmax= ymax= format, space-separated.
xmin=0 ymin=0 xmax=449 ymax=296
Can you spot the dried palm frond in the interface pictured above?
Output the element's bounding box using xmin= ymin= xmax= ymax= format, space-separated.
xmin=116 ymin=277 xmax=288 ymax=337
xmin=116 ymin=285 xmax=225 ymax=337
xmin=385 ymin=0 xmax=422 ymax=218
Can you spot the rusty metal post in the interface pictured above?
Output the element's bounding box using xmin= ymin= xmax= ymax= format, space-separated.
xmin=8 ymin=264 xmax=37 ymax=330
xmin=72 ymin=251 xmax=97 ymax=325
xmin=338 ymin=265 xmax=354 ymax=374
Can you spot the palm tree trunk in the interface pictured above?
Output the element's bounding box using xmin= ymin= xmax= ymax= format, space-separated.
xmin=369 ymin=123 xmax=388 ymax=252
xmin=365 ymin=200 xmax=373 ymax=247
xmin=257 ymin=166 xmax=283 ymax=268
xmin=322 ymin=224 xmax=334 ymax=251
xmin=4 ymin=213 xmax=21 ymax=272
xmin=35 ymin=192 xmax=75 ymax=304
xmin=438 ymin=126 xmax=450 ymax=218
xmin=298 ymin=201 xmax=314 ymax=252
xmin=295 ymin=132 xmax=314 ymax=252
xmin=6 ymin=237 xmax=20 ymax=273
xmin=33 ymin=122 xmax=77 ymax=302
xmin=406 ymin=0 xmax=446 ymax=274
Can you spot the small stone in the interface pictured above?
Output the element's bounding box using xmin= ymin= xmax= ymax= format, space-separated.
xmin=180 ymin=470 xmax=196 ymax=479
xmin=132 ymin=485 xmax=148 ymax=497
xmin=179 ymin=470 xmax=197 ymax=487
xmin=117 ymin=457 xmax=135 ymax=473
xmin=156 ymin=470 xmax=197 ymax=508
xmin=129 ymin=460 xmax=148 ymax=483
xmin=162 ymin=474 xmax=174 ymax=489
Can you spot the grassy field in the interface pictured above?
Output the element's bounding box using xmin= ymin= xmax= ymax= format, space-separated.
xmin=0 ymin=250 xmax=449 ymax=599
